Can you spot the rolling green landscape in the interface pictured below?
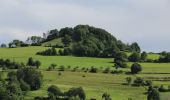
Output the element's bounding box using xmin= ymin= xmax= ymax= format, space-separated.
xmin=0 ymin=46 xmax=170 ymax=100
xmin=0 ymin=24 xmax=170 ymax=100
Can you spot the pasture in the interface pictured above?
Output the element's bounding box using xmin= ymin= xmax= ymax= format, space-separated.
xmin=0 ymin=46 xmax=170 ymax=100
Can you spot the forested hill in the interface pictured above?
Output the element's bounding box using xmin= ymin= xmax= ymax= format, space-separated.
xmin=41 ymin=25 xmax=140 ymax=57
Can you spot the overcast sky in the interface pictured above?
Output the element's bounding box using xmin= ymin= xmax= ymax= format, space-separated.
xmin=0 ymin=0 xmax=170 ymax=52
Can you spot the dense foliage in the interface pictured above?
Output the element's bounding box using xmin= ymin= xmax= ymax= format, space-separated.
xmin=42 ymin=25 xmax=141 ymax=57
xmin=131 ymin=63 xmax=142 ymax=74
xmin=17 ymin=67 xmax=43 ymax=90
xmin=35 ymin=85 xmax=86 ymax=100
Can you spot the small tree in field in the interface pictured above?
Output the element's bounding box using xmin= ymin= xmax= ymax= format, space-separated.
xmin=131 ymin=63 xmax=142 ymax=74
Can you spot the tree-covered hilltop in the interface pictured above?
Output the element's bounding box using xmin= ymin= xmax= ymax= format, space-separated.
xmin=41 ymin=25 xmax=141 ymax=57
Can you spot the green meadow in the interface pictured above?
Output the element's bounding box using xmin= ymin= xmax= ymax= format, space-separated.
xmin=0 ymin=46 xmax=170 ymax=100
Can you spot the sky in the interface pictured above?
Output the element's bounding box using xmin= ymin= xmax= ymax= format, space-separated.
xmin=0 ymin=0 xmax=170 ymax=52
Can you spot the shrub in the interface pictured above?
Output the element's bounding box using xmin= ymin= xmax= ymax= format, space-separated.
xmin=131 ymin=63 xmax=142 ymax=74
xmin=59 ymin=65 xmax=65 ymax=71
xmin=89 ymin=67 xmax=98 ymax=73
xmin=103 ymin=67 xmax=110 ymax=73
xmin=133 ymin=77 xmax=144 ymax=86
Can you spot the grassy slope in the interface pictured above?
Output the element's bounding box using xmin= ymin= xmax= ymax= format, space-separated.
xmin=0 ymin=46 xmax=170 ymax=100
xmin=41 ymin=38 xmax=63 ymax=47
xmin=0 ymin=46 xmax=114 ymax=68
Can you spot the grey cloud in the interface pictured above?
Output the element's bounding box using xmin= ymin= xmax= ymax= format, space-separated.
xmin=0 ymin=0 xmax=170 ymax=52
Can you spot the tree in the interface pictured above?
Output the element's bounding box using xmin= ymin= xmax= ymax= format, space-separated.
xmin=59 ymin=27 xmax=74 ymax=37
xmin=131 ymin=63 xmax=142 ymax=74
xmin=35 ymin=60 xmax=41 ymax=69
xmin=114 ymin=52 xmax=128 ymax=68
xmin=128 ymin=52 xmax=141 ymax=62
xmin=130 ymin=42 xmax=141 ymax=53
xmin=27 ymin=57 xmax=34 ymax=66
xmin=67 ymin=87 xmax=86 ymax=100
xmin=9 ymin=40 xmax=25 ymax=48
xmin=47 ymin=29 xmax=59 ymax=40
xmin=26 ymin=36 xmax=43 ymax=45
xmin=114 ymin=51 xmax=128 ymax=62
xmin=0 ymin=44 xmax=6 ymax=48
xmin=147 ymin=88 xmax=160 ymax=100
xmin=141 ymin=51 xmax=147 ymax=61
xmin=62 ymin=35 xmax=72 ymax=47
xmin=48 ymin=85 xmax=62 ymax=98
xmin=17 ymin=67 xmax=43 ymax=90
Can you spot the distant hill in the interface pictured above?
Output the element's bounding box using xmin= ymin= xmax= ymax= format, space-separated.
xmin=41 ymin=25 xmax=141 ymax=57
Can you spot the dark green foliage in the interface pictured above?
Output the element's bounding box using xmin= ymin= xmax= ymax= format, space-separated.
xmin=158 ymin=52 xmax=170 ymax=63
xmin=130 ymin=42 xmax=141 ymax=53
xmin=102 ymin=92 xmax=112 ymax=100
xmin=19 ymin=79 xmax=31 ymax=91
xmin=128 ymin=52 xmax=141 ymax=62
xmin=103 ymin=67 xmax=110 ymax=73
xmin=133 ymin=77 xmax=144 ymax=86
xmin=17 ymin=67 xmax=43 ymax=90
xmin=141 ymin=51 xmax=147 ymax=61
xmin=114 ymin=51 xmax=128 ymax=68
xmin=59 ymin=27 xmax=74 ymax=37
xmin=114 ymin=51 xmax=128 ymax=62
xmin=89 ymin=67 xmax=98 ymax=73
xmin=36 ymin=47 xmax=57 ymax=56
xmin=158 ymin=85 xmax=169 ymax=92
xmin=66 ymin=87 xmax=86 ymax=100
xmin=43 ymin=25 xmax=140 ymax=57
xmin=131 ymin=63 xmax=142 ymax=74
xmin=58 ymin=49 xmax=63 ymax=55
xmin=34 ymin=60 xmax=41 ymax=69
xmin=48 ymin=85 xmax=62 ymax=97
xmin=44 ymin=86 xmax=86 ymax=100
xmin=8 ymin=39 xmax=26 ymax=48
xmin=46 ymin=29 xmax=59 ymax=41
xmin=47 ymin=64 xmax=57 ymax=71
xmin=27 ymin=57 xmax=41 ymax=68
xmin=27 ymin=57 xmax=34 ymax=66
xmin=62 ymin=35 xmax=72 ymax=47
xmin=147 ymin=87 xmax=160 ymax=100
xmin=110 ymin=70 xmax=123 ymax=74
xmin=0 ymin=71 xmax=24 ymax=100
xmin=59 ymin=65 xmax=65 ymax=71
xmin=0 ymin=59 xmax=24 ymax=69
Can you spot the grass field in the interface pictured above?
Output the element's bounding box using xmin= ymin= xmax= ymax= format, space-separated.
xmin=0 ymin=46 xmax=170 ymax=100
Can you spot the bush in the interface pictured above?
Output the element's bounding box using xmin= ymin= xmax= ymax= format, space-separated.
xmin=103 ymin=67 xmax=110 ymax=73
xmin=158 ymin=85 xmax=169 ymax=92
xmin=27 ymin=57 xmax=41 ymax=68
xmin=131 ymin=63 xmax=142 ymax=74
xmin=36 ymin=47 xmax=57 ymax=56
xmin=48 ymin=85 xmax=62 ymax=97
xmin=102 ymin=92 xmax=112 ymax=100
xmin=133 ymin=77 xmax=144 ymax=86
xmin=59 ymin=65 xmax=65 ymax=71
xmin=89 ymin=67 xmax=98 ymax=73
xmin=110 ymin=70 xmax=123 ymax=74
